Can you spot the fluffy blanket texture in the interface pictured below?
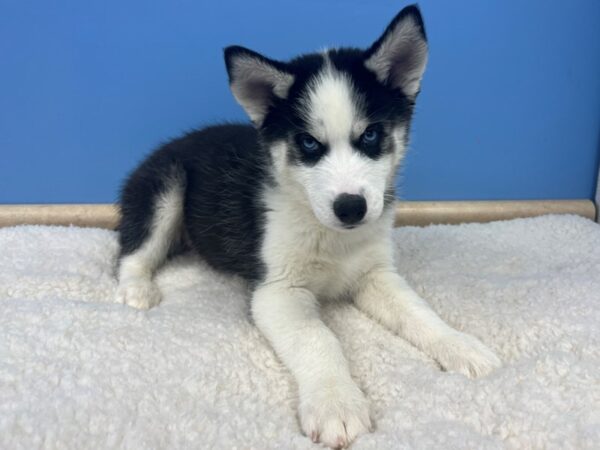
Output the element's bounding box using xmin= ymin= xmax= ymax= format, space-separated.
xmin=1 ymin=215 xmax=599 ymax=449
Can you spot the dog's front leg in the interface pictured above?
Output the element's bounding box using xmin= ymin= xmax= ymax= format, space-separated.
xmin=354 ymin=269 xmax=501 ymax=378
xmin=252 ymin=282 xmax=371 ymax=448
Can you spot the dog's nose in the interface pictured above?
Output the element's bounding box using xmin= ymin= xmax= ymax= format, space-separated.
xmin=333 ymin=194 xmax=367 ymax=225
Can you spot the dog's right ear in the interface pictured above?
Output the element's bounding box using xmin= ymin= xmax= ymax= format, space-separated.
xmin=224 ymin=46 xmax=295 ymax=127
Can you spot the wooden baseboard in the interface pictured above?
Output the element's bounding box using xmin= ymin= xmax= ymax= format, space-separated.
xmin=393 ymin=200 xmax=596 ymax=226
xmin=0 ymin=204 xmax=119 ymax=229
xmin=0 ymin=200 xmax=595 ymax=229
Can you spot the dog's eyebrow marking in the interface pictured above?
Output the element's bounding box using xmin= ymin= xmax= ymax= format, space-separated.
xmin=352 ymin=119 xmax=369 ymax=138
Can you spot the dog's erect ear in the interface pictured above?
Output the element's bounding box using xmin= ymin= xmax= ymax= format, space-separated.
xmin=364 ymin=5 xmax=428 ymax=98
xmin=224 ymin=46 xmax=295 ymax=126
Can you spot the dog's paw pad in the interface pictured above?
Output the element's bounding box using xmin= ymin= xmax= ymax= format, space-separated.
xmin=116 ymin=279 xmax=161 ymax=310
xmin=434 ymin=331 xmax=501 ymax=378
xmin=299 ymin=380 xmax=371 ymax=448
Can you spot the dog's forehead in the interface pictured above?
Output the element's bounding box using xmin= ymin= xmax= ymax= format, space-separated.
xmin=299 ymin=65 xmax=367 ymax=143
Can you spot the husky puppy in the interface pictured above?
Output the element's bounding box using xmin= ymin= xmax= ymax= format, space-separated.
xmin=116 ymin=5 xmax=501 ymax=448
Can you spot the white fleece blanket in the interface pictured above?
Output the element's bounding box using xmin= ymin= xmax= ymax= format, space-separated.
xmin=1 ymin=215 xmax=599 ymax=449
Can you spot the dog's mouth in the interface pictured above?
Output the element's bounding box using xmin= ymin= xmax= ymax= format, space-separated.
xmin=313 ymin=213 xmax=367 ymax=232
xmin=337 ymin=220 xmax=368 ymax=231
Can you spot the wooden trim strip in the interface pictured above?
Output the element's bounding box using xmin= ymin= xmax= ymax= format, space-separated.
xmin=394 ymin=200 xmax=596 ymax=227
xmin=0 ymin=200 xmax=595 ymax=229
xmin=0 ymin=204 xmax=120 ymax=229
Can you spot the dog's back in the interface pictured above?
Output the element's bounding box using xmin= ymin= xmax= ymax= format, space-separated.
xmin=117 ymin=124 xmax=268 ymax=308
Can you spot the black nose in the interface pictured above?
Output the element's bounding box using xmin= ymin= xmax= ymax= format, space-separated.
xmin=333 ymin=194 xmax=367 ymax=225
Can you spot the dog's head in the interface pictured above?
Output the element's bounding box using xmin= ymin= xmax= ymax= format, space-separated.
xmin=225 ymin=5 xmax=427 ymax=231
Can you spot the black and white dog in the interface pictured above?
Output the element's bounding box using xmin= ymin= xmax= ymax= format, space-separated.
xmin=116 ymin=5 xmax=500 ymax=448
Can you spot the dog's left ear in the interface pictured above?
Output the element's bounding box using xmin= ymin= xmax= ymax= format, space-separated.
xmin=224 ymin=46 xmax=295 ymax=126
xmin=365 ymin=5 xmax=428 ymax=98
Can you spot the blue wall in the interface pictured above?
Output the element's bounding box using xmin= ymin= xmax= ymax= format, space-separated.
xmin=1 ymin=0 xmax=599 ymax=203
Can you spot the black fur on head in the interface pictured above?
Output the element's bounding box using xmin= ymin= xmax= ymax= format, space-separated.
xmin=223 ymin=4 xmax=428 ymax=136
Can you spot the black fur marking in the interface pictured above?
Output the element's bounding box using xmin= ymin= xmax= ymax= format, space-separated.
xmin=353 ymin=123 xmax=385 ymax=159
xmin=118 ymin=153 xmax=186 ymax=257
xmin=118 ymin=124 xmax=269 ymax=282
xmin=293 ymin=132 xmax=329 ymax=166
xmin=260 ymin=54 xmax=327 ymax=144
xmin=328 ymin=48 xmax=415 ymax=126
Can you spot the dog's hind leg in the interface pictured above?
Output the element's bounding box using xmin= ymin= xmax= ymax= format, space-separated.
xmin=116 ymin=159 xmax=186 ymax=310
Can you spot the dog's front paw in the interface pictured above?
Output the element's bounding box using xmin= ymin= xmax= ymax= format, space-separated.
xmin=299 ymin=379 xmax=372 ymax=449
xmin=115 ymin=278 xmax=161 ymax=310
xmin=432 ymin=331 xmax=501 ymax=378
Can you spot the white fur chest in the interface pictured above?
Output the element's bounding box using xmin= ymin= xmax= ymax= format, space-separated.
xmin=260 ymin=188 xmax=394 ymax=299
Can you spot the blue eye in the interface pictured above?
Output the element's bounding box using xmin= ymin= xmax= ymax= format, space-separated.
xmin=299 ymin=135 xmax=320 ymax=152
xmin=361 ymin=128 xmax=379 ymax=145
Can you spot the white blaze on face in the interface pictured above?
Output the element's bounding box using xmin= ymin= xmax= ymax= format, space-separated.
xmin=292 ymin=64 xmax=399 ymax=230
